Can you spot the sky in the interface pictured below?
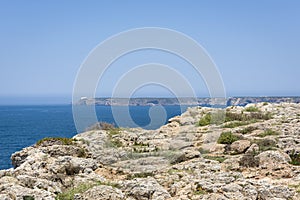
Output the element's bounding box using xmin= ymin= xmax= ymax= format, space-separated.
xmin=0 ymin=0 xmax=299 ymax=104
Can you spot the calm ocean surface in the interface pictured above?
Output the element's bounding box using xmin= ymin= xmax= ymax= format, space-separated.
xmin=0 ymin=105 xmax=188 ymax=169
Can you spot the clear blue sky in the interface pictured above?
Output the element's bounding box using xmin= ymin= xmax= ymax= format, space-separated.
xmin=0 ymin=0 xmax=299 ymax=104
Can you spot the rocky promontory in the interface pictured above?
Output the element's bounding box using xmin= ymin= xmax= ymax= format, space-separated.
xmin=1 ymin=102 xmax=300 ymax=199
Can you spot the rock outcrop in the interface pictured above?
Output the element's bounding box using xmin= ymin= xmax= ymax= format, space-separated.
xmin=1 ymin=102 xmax=300 ymax=199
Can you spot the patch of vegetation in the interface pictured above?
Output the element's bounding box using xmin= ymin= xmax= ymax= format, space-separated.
xmin=198 ymin=111 xmax=226 ymax=126
xmin=203 ymin=155 xmax=227 ymax=163
xmin=253 ymin=138 xmax=277 ymax=152
xmin=194 ymin=185 xmax=208 ymax=195
xmin=198 ymin=148 xmax=210 ymax=154
xmin=108 ymin=128 xmax=121 ymax=136
xmin=109 ymin=138 xmax=123 ymax=148
xmin=244 ymin=106 xmax=260 ymax=112
xmin=240 ymin=126 xmax=258 ymax=134
xmin=289 ymin=184 xmax=300 ymax=193
xmin=289 ymin=150 xmax=300 ymax=166
xmin=198 ymin=113 xmax=212 ymax=126
xmin=263 ymin=102 xmax=269 ymax=106
xmin=23 ymin=196 xmax=35 ymax=200
xmin=217 ymin=132 xmax=239 ymax=144
xmin=225 ymin=111 xmax=272 ymax=122
xmin=56 ymin=181 xmax=120 ymax=200
xmin=168 ymin=169 xmax=193 ymax=174
xmin=77 ymin=147 xmax=88 ymax=158
xmin=257 ymin=129 xmax=279 ymax=138
xmin=222 ymin=121 xmax=250 ymax=128
xmin=36 ymin=137 xmax=75 ymax=146
xmin=127 ymin=172 xmax=155 ymax=179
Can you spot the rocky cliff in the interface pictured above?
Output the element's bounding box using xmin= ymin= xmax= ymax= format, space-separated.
xmin=1 ymin=102 xmax=300 ymax=199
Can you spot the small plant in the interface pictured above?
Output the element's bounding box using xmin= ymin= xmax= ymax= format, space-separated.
xmin=263 ymin=102 xmax=269 ymax=106
xmin=203 ymin=155 xmax=227 ymax=163
xmin=253 ymin=139 xmax=277 ymax=152
xmin=198 ymin=113 xmax=212 ymax=126
xmin=240 ymin=126 xmax=258 ymax=134
xmin=56 ymin=181 xmax=120 ymax=200
xmin=244 ymin=106 xmax=260 ymax=112
xmin=223 ymin=121 xmax=250 ymax=128
xmin=36 ymin=137 xmax=75 ymax=146
xmin=77 ymin=147 xmax=87 ymax=158
xmin=108 ymin=128 xmax=121 ymax=136
xmin=289 ymin=184 xmax=300 ymax=193
xmin=199 ymin=148 xmax=210 ymax=154
xmin=289 ymin=150 xmax=300 ymax=165
xmin=257 ymin=129 xmax=279 ymax=137
xmin=217 ymin=132 xmax=239 ymax=144
xmin=23 ymin=196 xmax=35 ymax=200
xmin=194 ymin=185 xmax=207 ymax=195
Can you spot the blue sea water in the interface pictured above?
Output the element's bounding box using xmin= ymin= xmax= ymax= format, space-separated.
xmin=0 ymin=105 xmax=188 ymax=169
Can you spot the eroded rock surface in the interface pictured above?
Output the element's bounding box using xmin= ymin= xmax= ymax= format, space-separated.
xmin=1 ymin=103 xmax=300 ymax=199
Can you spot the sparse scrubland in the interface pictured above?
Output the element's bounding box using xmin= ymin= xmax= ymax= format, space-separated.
xmin=1 ymin=102 xmax=300 ymax=199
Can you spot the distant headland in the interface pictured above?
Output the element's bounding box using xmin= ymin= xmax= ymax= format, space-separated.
xmin=76 ymin=96 xmax=300 ymax=106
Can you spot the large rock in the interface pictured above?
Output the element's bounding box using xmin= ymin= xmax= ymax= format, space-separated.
xmin=123 ymin=177 xmax=171 ymax=200
xmin=230 ymin=140 xmax=251 ymax=154
xmin=78 ymin=185 xmax=124 ymax=200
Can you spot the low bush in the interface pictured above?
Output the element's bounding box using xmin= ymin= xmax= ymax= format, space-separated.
xmin=217 ymin=132 xmax=239 ymax=144
xmin=223 ymin=121 xmax=250 ymax=128
xmin=36 ymin=137 xmax=75 ymax=146
xmin=56 ymin=181 xmax=120 ymax=200
xmin=257 ymin=129 xmax=279 ymax=137
xmin=240 ymin=126 xmax=258 ymax=134
xmin=289 ymin=150 xmax=300 ymax=165
xmin=198 ymin=113 xmax=212 ymax=126
xmin=244 ymin=106 xmax=259 ymax=112
xmin=253 ymin=138 xmax=277 ymax=152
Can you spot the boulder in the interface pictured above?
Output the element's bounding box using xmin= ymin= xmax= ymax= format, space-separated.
xmin=230 ymin=140 xmax=251 ymax=154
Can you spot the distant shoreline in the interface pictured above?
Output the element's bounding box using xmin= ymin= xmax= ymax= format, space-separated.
xmin=76 ymin=96 xmax=300 ymax=107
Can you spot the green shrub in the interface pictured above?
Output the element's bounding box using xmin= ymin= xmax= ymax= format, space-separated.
xmin=244 ymin=106 xmax=259 ymax=112
xmin=225 ymin=111 xmax=272 ymax=122
xmin=194 ymin=185 xmax=208 ymax=195
xmin=289 ymin=150 xmax=300 ymax=166
xmin=253 ymin=139 xmax=277 ymax=152
xmin=36 ymin=137 xmax=75 ymax=146
xmin=217 ymin=132 xmax=239 ymax=144
xmin=257 ymin=129 xmax=279 ymax=137
xmin=56 ymin=181 xmax=120 ymax=200
xmin=198 ymin=113 xmax=212 ymax=126
xmin=240 ymin=126 xmax=258 ymax=134
xmin=223 ymin=121 xmax=250 ymax=128
xmin=108 ymin=128 xmax=121 ymax=136
xmin=23 ymin=196 xmax=34 ymax=200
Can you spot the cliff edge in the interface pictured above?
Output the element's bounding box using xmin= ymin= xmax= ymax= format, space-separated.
xmin=1 ymin=102 xmax=300 ymax=199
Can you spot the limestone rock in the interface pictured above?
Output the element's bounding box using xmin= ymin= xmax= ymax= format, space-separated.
xmin=230 ymin=140 xmax=251 ymax=154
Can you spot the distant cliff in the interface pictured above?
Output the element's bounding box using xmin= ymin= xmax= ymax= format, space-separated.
xmin=76 ymin=96 xmax=300 ymax=106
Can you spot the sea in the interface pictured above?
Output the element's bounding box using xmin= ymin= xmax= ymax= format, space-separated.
xmin=0 ymin=105 xmax=189 ymax=169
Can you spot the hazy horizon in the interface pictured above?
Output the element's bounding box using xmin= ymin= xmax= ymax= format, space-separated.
xmin=1 ymin=1 xmax=299 ymax=103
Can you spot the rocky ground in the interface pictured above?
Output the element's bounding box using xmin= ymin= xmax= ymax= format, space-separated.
xmin=1 ymin=102 xmax=300 ymax=200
